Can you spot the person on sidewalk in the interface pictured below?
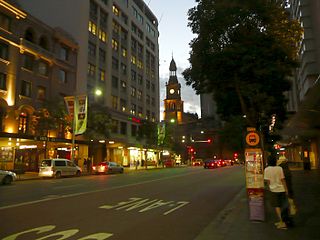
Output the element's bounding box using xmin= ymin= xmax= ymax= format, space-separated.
xmin=277 ymin=156 xmax=297 ymax=218
xmin=264 ymin=155 xmax=289 ymax=230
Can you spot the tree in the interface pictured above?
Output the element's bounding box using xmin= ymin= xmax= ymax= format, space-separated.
xmin=183 ymin=0 xmax=303 ymax=138
xmin=84 ymin=103 xmax=111 ymax=140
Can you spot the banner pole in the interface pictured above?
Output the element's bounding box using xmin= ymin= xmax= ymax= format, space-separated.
xmin=71 ymin=95 xmax=76 ymax=162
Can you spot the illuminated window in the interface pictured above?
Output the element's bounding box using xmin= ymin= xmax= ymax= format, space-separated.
xmin=131 ymin=55 xmax=136 ymax=65
xmin=88 ymin=21 xmax=97 ymax=35
xmin=122 ymin=47 xmax=127 ymax=57
xmin=137 ymin=60 xmax=143 ymax=69
xmin=37 ymin=86 xmax=46 ymax=100
xmin=18 ymin=112 xmax=28 ymax=134
xmin=121 ymin=80 xmax=126 ymax=92
xmin=130 ymin=104 xmax=136 ymax=115
xmin=113 ymin=5 xmax=120 ymax=16
xmin=120 ymin=99 xmax=126 ymax=112
xmin=99 ymin=30 xmax=106 ymax=42
xmin=112 ymin=39 xmax=118 ymax=51
xmin=21 ymin=80 xmax=31 ymax=97
xmin=99 ymin=69 xmax=105 ymax=82
xmin=0 ymin=72 xmax=7 ymax=90
xmin=137 ymin=90 xmax=142 ymax=100
xmin=131 ymin=86 xmax=136 ymax=97
xmin=112 ymin=95 xmax=118 ymax=110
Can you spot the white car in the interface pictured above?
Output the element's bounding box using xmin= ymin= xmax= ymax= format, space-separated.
xmin=39 ymin=158 xmax=82 ymax=178
xmin=0 ymin=170 xmax=17 ymax=185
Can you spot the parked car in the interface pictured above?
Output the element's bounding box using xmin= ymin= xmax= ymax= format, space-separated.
xmin=92 ymin=161 xmax=124 ymax=174
xmin=164 ymin=160 xmax=174 ymax=168
xmin=39 ymin=158 xmax=82 ymax=178
xmin=0 ymin=170 xmax=17 ymax=185
xmin=203 ymin=159 xmax=218 ymax=169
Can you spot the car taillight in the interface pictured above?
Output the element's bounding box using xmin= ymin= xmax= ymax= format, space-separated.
xmin=92 ymin=166 xmax=96 ymax=170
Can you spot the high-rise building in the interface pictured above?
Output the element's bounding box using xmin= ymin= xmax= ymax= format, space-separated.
xmin=0 ymin=0 xmax=79 ymax=171
xmin=16 ymin=0 xmax=160 ymax=166
xmin=282 ymin=0 xmax=320 ymax=169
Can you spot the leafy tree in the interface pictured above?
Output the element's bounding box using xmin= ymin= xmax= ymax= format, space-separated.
xmin=84 ymin=103 xmax=111 ymax=140
xmin=183 ymin=0 xmax=303 ymax=136
xmin=137 ymin=120 xmax=158 ymax=147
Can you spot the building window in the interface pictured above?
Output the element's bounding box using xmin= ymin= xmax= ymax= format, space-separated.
xmin=99 ymin=69 xmax=105 ymax=82
xmin=38 ymin=61 xmax=49 ymax=76
xmin=23 ymin=54 xmax=34 ymax=71
xmin=0 ymin=72 xmax=7 ymax=90
xmin=131 ymin=70 xmax=136 ymax=81
xmin=21 ymin=80 xmax=31 ymax=97
xmin=120 ymin=122 xmax=127 ymax=135
xmin=121 ymin=13 xmax=128 ymax=25
xmin=99 ymin=48 xmax=106 ymax=63
xmin=59 ymin=69 xmax=67 ymax=83
xmin=113 ymin=5 xmax=120 ymax=16
xmin=0 ymin=13 xmax=11 ymax=31
xmin=60 ymin=45 xmax=69 ymax=61
xmin=88 ymin=42 xmax=96 ymax=57
xmin=146 ymin=95 xmax=150 ymax=104
xmin=137 ymin=90 xmax=142 ymax=101
xmin=0 ymin=42 xmax=8 ymax=60
xmin=121 ymin=63 xmax=127 ymax=75
xmin=99 ymin=30 xmax=107 ymax=42
xmin=100 ymin=11 xmax=108 ymax=29
xmin=131 ymin=86 xmax=136 ymax=97
xmin=112 ymin=57 xmax=119 ymax=70
xmin=88 ymin=21 xmax=97 ymax=35
xmin=112 ymin=39 xmax=118 ymax=51
xmin=88 ymin=63 xmax=95 ymax=77
xmin=131 ymin=103 xmax=136 ymax=115
xmin=25 ymin=28 xmax=35 ymax=43
xmin=112 ymin=95 xmax=118 ymax=110
xmin=120 ymin=99 xmax=126 ymax=112
xmin=122 ymin=47 xmax=127 ymax=57
xmin=37 ymin=86 xmax=46 ymax=100
xmin=138 ymin=106 xmax=143 ymax=117
xmin=131 ymin=124 xmax=137 ymax=137
xmin=121 ymin=80 xmax=126 ymax=92
xmin=112 ymin=76 xmax=118 ymax=88
xmin=18 ymin=112 xmax=28 ymax=134
xmin=90 ymin=0 xmax=98 ymax=20
xmin=146 ymin=80 xmax=150 ymax=89
xmin=111 ymin=119 xmax=118 ymax=134
xmin=151 ymin=83 xmax=155 ymax=92
xmin=151 ymin=97 xmax=155 ymax=106
xmin=138 ymin=75 xmax=143 ymax=85
xmin=131 ymin=55 xmax=136 ymax=65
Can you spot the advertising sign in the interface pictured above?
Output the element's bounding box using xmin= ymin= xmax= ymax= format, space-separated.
xmin=245 ymin=148 xmax=265 ymax=221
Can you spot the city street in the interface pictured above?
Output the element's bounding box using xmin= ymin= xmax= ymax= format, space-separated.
xmin=0 ymin=166 xmax=244 ymax=240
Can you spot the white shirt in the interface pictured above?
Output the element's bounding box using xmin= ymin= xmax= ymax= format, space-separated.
xmin=264 ymin=166 xmax=285 ymax=193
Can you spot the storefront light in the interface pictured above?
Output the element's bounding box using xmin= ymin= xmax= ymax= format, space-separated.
xmin=19 ymin=145 xmax=37 ymax=149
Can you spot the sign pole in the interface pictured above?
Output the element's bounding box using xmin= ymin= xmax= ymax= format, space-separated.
xmin=71 ymin=96 xmax=76 ymax=162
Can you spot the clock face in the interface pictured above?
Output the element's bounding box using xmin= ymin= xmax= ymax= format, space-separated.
xmin=169 ymin=88 xmax=175 ymax=94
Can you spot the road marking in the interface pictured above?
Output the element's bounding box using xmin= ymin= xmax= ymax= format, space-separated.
xmin=53 ymin=184 xmax=82 ymax=190
xmin=99 ymin=197 xmax=189 ymax=215
xmin=0 ymin=171 xmax=198 ymax=210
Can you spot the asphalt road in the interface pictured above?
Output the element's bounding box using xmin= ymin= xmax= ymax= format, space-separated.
xmin=0 ymin=165 xmax=245 ymax=240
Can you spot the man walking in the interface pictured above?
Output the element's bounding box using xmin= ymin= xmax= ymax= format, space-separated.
xmin=264 ymin=155 xmax=289 ymax=230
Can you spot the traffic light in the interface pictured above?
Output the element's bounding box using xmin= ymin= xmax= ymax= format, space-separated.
xmin=233 ymin=153 xmax=238 ymax=159
xmin=207 ymin=138 xmax=212 ymax=143
xmin=190 ymin=148 xmax=194 ymax=152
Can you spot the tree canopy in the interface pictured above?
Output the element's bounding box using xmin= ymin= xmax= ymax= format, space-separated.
xmin=183 ymin=0 xmax=303 ymax=131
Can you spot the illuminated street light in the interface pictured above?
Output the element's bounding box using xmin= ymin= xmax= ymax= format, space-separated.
xmin=95 ymin=88 xmax=102 ymax=96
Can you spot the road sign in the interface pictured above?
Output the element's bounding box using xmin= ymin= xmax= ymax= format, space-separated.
xmin=245 ymin=132 xmax=260 ymax=147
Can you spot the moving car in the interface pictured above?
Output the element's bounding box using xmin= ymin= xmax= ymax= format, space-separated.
xmin=203 ymin=159 xmax=218 ymax=169
xmin=192 ymin=159 xmax=203 ymax=166
xmin=92 ymin=161 xmax=124 ymax=174
xmin=39 ymin=158 xmax=82 ymax=178
xmin=0 ymin=170 xmax=17 ymax=185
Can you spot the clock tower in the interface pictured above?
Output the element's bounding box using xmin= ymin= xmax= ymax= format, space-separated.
xmin=163 ymin=58 xmax=184 ymax=124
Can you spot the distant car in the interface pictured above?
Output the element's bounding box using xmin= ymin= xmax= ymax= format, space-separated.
xmin=92 ymin=161 xmax=124 ymax=174
xmin=203 ymin=159 xmax=218 ymax=169
xmin=39 ymin=158 xmax=82 ymax=178
xmin=164 ymin=160 xmax=174 ymax=168
xmin=0 ymin=170 xmax=17 ymax=185
xmin=192 ymin=159 xmax=203 ymax=166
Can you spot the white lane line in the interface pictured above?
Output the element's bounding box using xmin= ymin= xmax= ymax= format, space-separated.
xmin=0 ymin=171 xmax=200 ymax=210
xmin=53 ymin=184 xmax=82 ymax=190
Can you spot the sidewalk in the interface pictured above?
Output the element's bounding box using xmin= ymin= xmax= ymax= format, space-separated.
xmin=196 ymin=169 xmax=320 ymax=240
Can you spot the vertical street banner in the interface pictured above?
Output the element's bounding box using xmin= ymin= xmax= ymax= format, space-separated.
xmin=157 ymin=122 xmax=166 ymax=145
xmin=64 ymin=95 xmax=88 ymax=135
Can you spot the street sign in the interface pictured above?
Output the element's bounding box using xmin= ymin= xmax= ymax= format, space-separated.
xmin=245 ymin=132 xmax=260 ymax=147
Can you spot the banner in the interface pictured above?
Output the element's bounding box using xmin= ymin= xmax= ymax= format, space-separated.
xmin=64 ymin=95 xmax=88 ymax=135
xmin=157 ymin=122 xmax=166 ymax=145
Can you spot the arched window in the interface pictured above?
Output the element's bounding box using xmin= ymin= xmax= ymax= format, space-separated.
xmin=18 ymin=112 xmax=29 ymax=134
xmin=39 ymin=36 xmax=49 ymax=50
xmin=171 ymin=103 xmax=176 ymax=110
xmin=25 ymin=28 xmax=35 ymax=43
xmin=0 ymin=106 xmax=5 ymax=132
